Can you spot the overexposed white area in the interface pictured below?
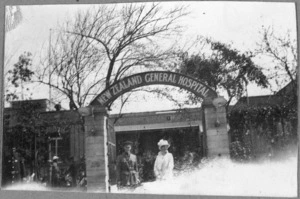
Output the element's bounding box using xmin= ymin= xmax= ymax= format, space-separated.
xmin=113 ymin=152 xmax=298 ymax=197
xmin=3 ymin=151 xmax=297 ymax=197
xmin=3 ymin=182 xmax=49 ymax=191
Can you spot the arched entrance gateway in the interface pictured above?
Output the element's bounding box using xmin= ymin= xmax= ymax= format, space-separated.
xmin=78 ymin=71 xmax=229 ymax=192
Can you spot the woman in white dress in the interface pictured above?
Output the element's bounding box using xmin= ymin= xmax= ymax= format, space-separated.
xmin=154 ymin=139 xmax=174 ymax=181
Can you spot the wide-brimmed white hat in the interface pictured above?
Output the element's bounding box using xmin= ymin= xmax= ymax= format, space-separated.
xmin=53 ymin=156 xmax=59 ymax=160
xmin=157 ymin=139 xmax=170 ymax=149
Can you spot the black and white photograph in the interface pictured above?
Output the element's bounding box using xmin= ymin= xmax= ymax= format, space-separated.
xmin=1 ymin=1 xmax=298 ymax=198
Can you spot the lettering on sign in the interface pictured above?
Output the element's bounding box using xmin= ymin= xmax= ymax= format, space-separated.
xmin=93 ymin=71 xmax=217 ymax=106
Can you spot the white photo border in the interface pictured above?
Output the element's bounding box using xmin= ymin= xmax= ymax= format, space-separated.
xmin=0 ymin=0 xmax=299 ymax=199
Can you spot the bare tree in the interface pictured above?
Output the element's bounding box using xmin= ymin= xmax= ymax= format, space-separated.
xmin=37 ymin=29 xmax=106 ymax=110
xmin=37 ymin=3 xmax=187 ymax=110
xmin=68 ymin=3 xmax=188 ymax=89
xmin=256 ymin=26 xmax=297 ymax=90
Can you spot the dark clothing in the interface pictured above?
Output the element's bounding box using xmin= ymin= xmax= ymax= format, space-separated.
xmin=9 ymin=152 xmax=24 ymax=184
xmin=116 ymin=152 xmax=139 ymax=188
xmin=66 ymin=163 xmax=77 ymax=187
xmin=142 ymin=157 xmax=155 ymax=182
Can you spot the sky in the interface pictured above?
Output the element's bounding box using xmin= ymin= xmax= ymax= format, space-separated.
xmin=4 ymin=1 xmax=297 ymax=113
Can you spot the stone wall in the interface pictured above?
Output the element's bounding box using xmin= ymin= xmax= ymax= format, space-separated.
xmin=203 ymin=106 xmax=229 ymax=157
xmin=84 ymin=107 xmax=108 ymax=192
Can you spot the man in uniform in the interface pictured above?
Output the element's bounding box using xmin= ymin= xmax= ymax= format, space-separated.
xmin=116 ymin=141 xmax=140 ymax=189
xmin=10 ymin=147 xmax=22 ymax=184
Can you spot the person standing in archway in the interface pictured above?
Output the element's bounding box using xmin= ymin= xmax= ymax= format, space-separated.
xmin=154 ymin=139 xmax=174 ymax=181
xmin=141 ymin=150 xmax=156 ymax=182
xmin=51 ymin=156 xmax=61 ymax=187
xmin=116 ymin=141 xmax=140 ymax=189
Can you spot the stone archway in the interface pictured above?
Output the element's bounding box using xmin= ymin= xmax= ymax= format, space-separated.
xmin=79 ymin=71 xmax=229 ymax=192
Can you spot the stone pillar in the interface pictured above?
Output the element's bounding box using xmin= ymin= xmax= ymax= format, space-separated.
xmin=83 ymin=106 xmax=109 ymax=192
xmin=202 ymin=103 xmax=230 ymax=157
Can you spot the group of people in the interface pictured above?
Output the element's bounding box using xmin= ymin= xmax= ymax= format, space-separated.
xmin=116 ymin=139 xmax=174 ymax=189
xmin=50 ymin=156 xmax=87 ymax=189
xmin=6 ymin=139 xmax=198 ymax=191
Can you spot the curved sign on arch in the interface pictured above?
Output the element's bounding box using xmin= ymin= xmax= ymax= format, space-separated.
xmin=90 ymin=71 xmax=218 ymax=106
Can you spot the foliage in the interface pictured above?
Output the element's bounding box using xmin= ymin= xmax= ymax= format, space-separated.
xmin=176 ymin=39 xmax=269 ymax=108
xmin=228 ymin=95 xmax=297 ymax=127
xmin=229 ymin=140 xmax=251 ymax=162
xmin=3 ymin=101 xmax=44 ymax=186
xmin=228 ymin=95 xmax=297 ymax=160
xmin=3 ymin=101 xmax=81 ymax=185
xmin=5 ymin=52 xmax=34 ymax=101
xmin=226 ymin=26 xmax=299 ymax=160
